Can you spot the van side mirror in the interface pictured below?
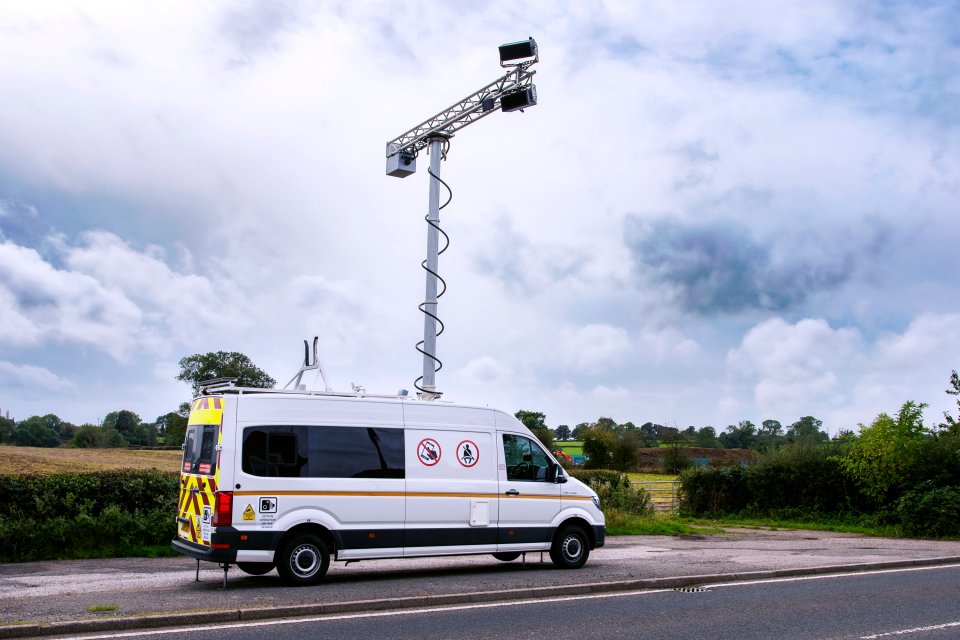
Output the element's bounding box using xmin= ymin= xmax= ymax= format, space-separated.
xmin=551 ymin=463 xmax=567 ymax=484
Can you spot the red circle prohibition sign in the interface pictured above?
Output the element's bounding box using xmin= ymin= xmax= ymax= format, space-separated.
xmin=457 ymin=440 xmax=479 ymax=468
xmin=417 ymin=438 xmax=441 ymax=466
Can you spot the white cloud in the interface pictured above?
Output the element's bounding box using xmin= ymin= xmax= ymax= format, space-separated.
xmin=553 ymin=324 xmax=632 ymax=375
xmin=454 ymin=356 xmax=512 ymax=385
xmin=0 ymin=240 xmax=144 ymax=359
xmin=0 ymin=360 xmax=74 ymax=391
xmin=728 ymin=315 xmax=960 ymax=431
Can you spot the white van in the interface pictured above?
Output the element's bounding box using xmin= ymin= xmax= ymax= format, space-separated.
xmin=172 ymin=382 xmax=605 ymax=585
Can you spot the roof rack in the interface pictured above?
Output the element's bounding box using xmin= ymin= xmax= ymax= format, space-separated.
xmin=197 ymin=377 xmax=238 ymax=394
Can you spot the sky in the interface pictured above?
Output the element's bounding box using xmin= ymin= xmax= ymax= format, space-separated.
xmin=0 ymin=1 xmax=958 ymax=434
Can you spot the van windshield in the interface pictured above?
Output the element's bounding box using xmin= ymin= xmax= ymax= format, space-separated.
xmin=182 ymin=424 xmax=218 ymax=476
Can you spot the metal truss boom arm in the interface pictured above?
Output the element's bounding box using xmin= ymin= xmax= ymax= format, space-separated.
xmin=386 ymin=64 xmax=536 ymax=159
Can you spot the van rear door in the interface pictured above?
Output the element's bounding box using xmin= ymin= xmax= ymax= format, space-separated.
xmin=176 ymin=397 xmax=224 ymax=547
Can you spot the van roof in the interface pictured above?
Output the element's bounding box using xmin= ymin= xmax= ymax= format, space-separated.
xmin=195 ymin=378 xmax=502 ymax=414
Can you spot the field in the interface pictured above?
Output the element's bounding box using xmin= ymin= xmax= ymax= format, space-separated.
xmin=0 ymin=445 xmax=182 ymax=475
xmin=554 ymin=440 xmax=583 ymax=455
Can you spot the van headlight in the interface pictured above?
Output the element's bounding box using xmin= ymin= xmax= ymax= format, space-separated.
xmin=592 ymin=496 xmax=601 ymax=509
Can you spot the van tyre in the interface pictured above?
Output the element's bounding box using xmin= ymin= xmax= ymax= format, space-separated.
xmin=237 ymin=562 xmax=275 ymax=576
xmin=550 ymin=525 xmax=589 ymax=569
xmin=277 ymin=534 xmax=330 ymax=586
xmin=492 ymin=552 xmax=522 ymax=562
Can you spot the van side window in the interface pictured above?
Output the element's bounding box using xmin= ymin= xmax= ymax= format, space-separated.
xmin=242 ymin=426 xmax=405 ymax=479
xmin=241 ymin=427 xmax=306 ymax=477
xmin=503 ymin=434 xmax=550 ymax=482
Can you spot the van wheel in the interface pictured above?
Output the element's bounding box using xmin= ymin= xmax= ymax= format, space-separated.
xmin=550 ymin=525 xmax=589 ymax=569
xmin=237 ymin=562 xmax=275 ymax=576
xmin=492 ymin=552 xmax=522 ymax=562
xmin=277 ymin=534 xmax=330 ymax=586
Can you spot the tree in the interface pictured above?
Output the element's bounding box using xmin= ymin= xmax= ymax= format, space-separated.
xmin=786 ymin=416 xmax=829 ymax=446
xmin=571 ymin=423 xmax=590 ymax=440
xmin=12 ymin=416 xmax=60 ymax=448
xmin=756 ymin=419 xmax=784 ymax=452
xmin=177 ymin=351 xmax=277 ymax=396
xmin=639 ymin=422 xmax=660 ymax=447
xmin=582 ymin=426 xmax=615 ymax=469
xmin=0 ymin=416 xmax=14 ymax=444
xmin=102 ymin=410 xmax=142 ymax=439
xmin=835 ymin=401 xmax=928 ymax=504
xmin=611 ymin=430 xmax=641 ymax=471
xmin=72 ymin=424 xmax=126 ymax=448
xmin=694 ymin=426 xmax=718 ymax=448
xmin=554 ymin=424 xmax=572 ymax=441
xmin=619 ymin=421 xmax=638 ymax=433
xmin=130 ymin=423 xmax=158 ymax=447
xmin=658 ymin=426 xmax=681 ymax=444
xmin=942 ymin=370 xmax=960 ymax=431
xmin=595 ymin=417 xmax=617 ymax=431
xmin=719 ymin=421 xmax=756 ymax=449
xmin=515 ymin=410 xmax=554 ymax=450
xmin=156 ymin=409 xmax=189 ymax=446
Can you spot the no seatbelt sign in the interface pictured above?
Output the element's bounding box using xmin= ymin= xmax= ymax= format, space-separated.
xmin=417 ymin=438 xmax=441 ymax=466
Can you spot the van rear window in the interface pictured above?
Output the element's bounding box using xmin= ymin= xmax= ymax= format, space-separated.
xmin=242 ymin=425 xmax=404 ymax=479
xmin=182 ymin=424 xmax=218 ymax=475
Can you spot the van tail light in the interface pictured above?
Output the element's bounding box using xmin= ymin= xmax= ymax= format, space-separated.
xmin=212 ymin=491 xmax=233 ymax=527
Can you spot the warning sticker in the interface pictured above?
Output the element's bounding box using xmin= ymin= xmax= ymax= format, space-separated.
xmin=242 ymin=504 xmax=256 ymax=521
xmin=201 ymin=506 xmax=212 ymax=541
xmin=417 ymin=438 xmax=441 ymax=466
xmin=456 ymin=440 xmax=479 ymax=468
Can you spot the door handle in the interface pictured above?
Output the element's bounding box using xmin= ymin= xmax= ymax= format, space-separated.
xmin=505 ymin=489 xmax=520 ymax=496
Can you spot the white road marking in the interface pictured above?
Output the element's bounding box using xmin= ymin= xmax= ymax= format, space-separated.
xmin=860 ymin=621 xmax=960 ymax=638
xmin=704 ymin=563 xmax=960 ymax=589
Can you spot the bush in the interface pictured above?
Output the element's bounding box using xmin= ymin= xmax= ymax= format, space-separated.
xmin=569 ymin=469 xmax=630 ymax=489
xmin=679 ymin=466 xmax=749 ymax=516
xmin=0 ymin=470 xmax=179 ymax=561
xmin=746 ymin=444 xmax=866 ymax=516
xmin=569 ymin=469 xmax=653 ymax=515
xmin=71 ymin=424 xmax=127 ymax=448
xmin=897 ymin=484 xmax=960 ymax=538
xmin=663 ymin=445 xmax=691 ymax=474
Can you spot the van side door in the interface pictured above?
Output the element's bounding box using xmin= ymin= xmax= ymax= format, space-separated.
xmin=496 ymin=433 xmax=562 ymax=552
xmin=404 ymin=428 xmax=498 ymax=556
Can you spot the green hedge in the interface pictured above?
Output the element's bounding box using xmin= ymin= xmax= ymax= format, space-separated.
xmin=678 ymin=465 xmax=750 ymax=516
xmin=569 ymin=469 xmax=653 ymax=515
xmin=0 ymin=470 xmax=179 ymax=562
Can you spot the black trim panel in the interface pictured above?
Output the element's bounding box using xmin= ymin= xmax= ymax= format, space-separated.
xmin=405 ymin=527 xmax=499 ymax=547
xmin=593 ymin=524 xmax=606 ymax=548
xmin=497 ymin=526 xmax=553 ymax=545
xmin=335 ymin=529 xmax=405 ymax=550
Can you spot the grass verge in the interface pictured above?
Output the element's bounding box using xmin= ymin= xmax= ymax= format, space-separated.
xmin=605 ymin=510 xmax=724 ymax=536
xmin=682 ymin=515 xmax=903 ymax=537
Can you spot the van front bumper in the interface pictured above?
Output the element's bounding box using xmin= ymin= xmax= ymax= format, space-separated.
xmin=593 ymin=524 xmax=605 ymax=548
